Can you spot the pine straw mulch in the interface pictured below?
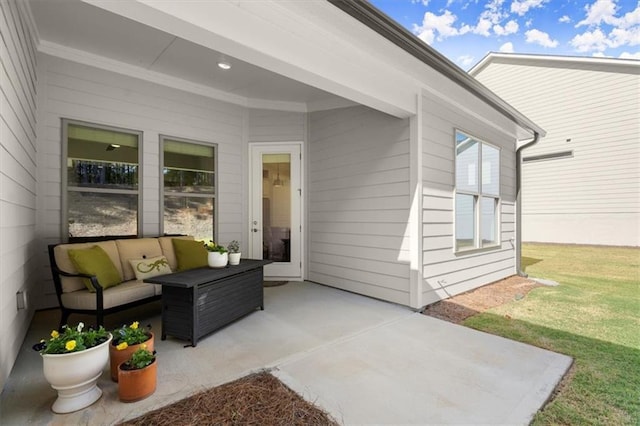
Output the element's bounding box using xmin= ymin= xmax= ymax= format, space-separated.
xmin=118 ymin=371 xmax=338 ymax=426
xmin=422 ymin=275 xmax=542 ymax=324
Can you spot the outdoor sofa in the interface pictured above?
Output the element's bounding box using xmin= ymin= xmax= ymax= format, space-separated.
xmin=48 ymin=235 xmax=195 ymax=328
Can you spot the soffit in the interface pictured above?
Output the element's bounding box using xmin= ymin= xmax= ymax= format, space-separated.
xmin=29 ymin=0 xmax=339 ymax=106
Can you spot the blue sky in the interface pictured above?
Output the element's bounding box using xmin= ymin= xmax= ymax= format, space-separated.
xmin=370 ymin=0 xmax=640 ymax=69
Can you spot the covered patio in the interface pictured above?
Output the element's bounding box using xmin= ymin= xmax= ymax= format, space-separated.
xmin=1 ymin=282 xmax=571 ymax=425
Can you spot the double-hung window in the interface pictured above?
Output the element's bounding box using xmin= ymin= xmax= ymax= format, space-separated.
xmin=455 ymin=130 xmax=500 ymax=251
xmin=63 ymin=120 xmax=141 ymax=239
xmin=161 ymin=136 xmax=216 ymax=241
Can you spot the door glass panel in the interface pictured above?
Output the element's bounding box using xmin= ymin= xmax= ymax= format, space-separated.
xmin=262 ymin=154 xmax=291 ymax=262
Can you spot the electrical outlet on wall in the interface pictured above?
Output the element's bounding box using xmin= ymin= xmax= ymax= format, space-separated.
xmin=16 ymin=290 xmax=27 ymax=310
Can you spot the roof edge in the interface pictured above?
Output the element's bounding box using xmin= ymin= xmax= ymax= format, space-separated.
xmin=470 ymin=52 xmax=640 ymax=76
xmin=326 ymin=0 xmax=546 ymax=137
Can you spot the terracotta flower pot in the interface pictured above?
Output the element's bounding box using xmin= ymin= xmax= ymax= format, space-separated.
xmin=118 ymin=358 xmax=157 ymax=402
xmin=109 ymin=332 xmax=154 ymax=382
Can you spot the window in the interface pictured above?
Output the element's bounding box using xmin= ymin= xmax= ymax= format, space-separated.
xmin=63 ymin=120 xmax=141 ymax=239
xmin=455 ymin=130 xmax=500 ymax=251
xmin=161 ymin=136 xmax=216 ymax=241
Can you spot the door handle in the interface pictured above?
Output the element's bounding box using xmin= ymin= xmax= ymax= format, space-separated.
xmin=252 ymin=228 xmax=259 ymax=233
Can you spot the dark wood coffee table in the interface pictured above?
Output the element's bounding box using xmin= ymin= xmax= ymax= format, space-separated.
xmin=145 ymin=259 xmax=272 ymax=347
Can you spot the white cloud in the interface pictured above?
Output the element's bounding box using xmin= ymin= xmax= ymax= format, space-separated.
xmin=494 ymin=20 xmax=519 ymax=35
xmin=480 ymin=0 xmax=508 ymax=24
xmin=559 ymin=15 xmax=571 ymax=23
xmin=411 ymin=0 xmax=431 ymax=6
xmin=609 ymin=26 xmax=640 ymax=47
xmin=618 ymin=5 xmax=640 ymax=28
xmin=511 ymin=0 xmax=548 ymax=16
xmin=592 ymin=52 xmax=607 ymax=57
xmin=619 ymin=51 xmax=640 ymax=59
xmin=569 ymin=2 xmax=640 ymax=54
xmin=525 ymin=19 xmax=533 ymax=27
xmin=414 ymin=10 xmax=467 ymax=43
xmin=570 ymin=28 xmax=610 ymax=52
xmin=525 ymin=29 xmax=559 ymax=47
xmin=577 ymin=0 xmax=619 ymax=27
xmin=457 ymin=55 xmax=475 ymax=67
xmin=499 ymin=41 xmax=515 ymax=52
xmin=474 ymin=18 xmax=493 ymax=36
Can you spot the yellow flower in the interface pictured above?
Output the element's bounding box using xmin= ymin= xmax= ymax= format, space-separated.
xmin=130 ymin=321 xmax=139 ymax=330
xmin=65 ymin=340 xmax=77 ymax=351
xmin=51 ymin=330 xmax=59 ymax=339
xmin=140 ymin=343 xmax=147 ymax=350
xmin=116 ymin=342 xmax=128 ymax=351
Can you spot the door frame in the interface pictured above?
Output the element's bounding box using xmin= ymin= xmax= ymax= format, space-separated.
xmin=248 ymin=142 xmax=304 ymax=281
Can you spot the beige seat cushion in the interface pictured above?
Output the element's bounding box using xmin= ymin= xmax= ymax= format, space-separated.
xmin=54 ymin=241 xmax=123 ymax=293
xmin=158 ymin=236 xmax=194 ymax=271
xmin=60 ymin=280 xmax=156 ymax=310
xmin=116 ymin=238 xmax=163 ymax=281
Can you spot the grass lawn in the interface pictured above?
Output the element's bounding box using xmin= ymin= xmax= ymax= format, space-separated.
xmin=464 ymin=244 xmax=640 ymax=425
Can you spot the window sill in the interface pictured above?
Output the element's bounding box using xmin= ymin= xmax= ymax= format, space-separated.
xmin=454 ymin=244 xmax=502 ymax=256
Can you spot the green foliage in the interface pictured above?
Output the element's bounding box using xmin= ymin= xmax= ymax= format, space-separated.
xmin=112 ymin=321 xmax=151 ymax=347
xmin=122 ymin=348 xmax=156 ymax=370
xmin=35 ymin=322 xmax=110 ymax=354
xmin=464 ymin=244 xmax=640 ymax=425
xmin=204 ymin=240 xmax=228 ymax=254
xmin=227 ymin=240 xmax=240 ymax=254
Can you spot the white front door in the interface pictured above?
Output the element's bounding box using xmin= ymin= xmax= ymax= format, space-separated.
xmin=249 ymin=143 xmax=302 ymax=279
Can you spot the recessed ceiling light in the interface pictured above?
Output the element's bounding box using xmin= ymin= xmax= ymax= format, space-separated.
xmin=217 ymin=61 xmax=231 ymax=70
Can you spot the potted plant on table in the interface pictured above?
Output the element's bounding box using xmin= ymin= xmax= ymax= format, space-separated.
xmin=109 ymin=321 xmax=154 ymax=382
xmin=205 ymin=240 xmax=228 ymax=268
xmin=227 ymin=240 xmax=241 ymax=265
xmin=33 ymin=322 xmax=112 ymax=414
xmin=117 ymin=346 xmax=157 ymax=402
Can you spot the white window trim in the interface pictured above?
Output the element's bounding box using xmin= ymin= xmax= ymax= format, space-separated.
xmin=454 ymin=129 xmax=501 ymax=253
xmin=61 ymin=118 xmax=143 ymax=241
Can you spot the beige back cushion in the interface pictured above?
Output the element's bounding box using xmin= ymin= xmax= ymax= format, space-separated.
xmin=54 ymin=241 xmax=123 ymax=293
xmin=158 ymin=236 xmax=194 ymax=271
xmin=116 ymin=238 xmax=163 ymax=281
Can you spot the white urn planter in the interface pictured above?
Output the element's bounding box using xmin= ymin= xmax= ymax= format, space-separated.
xmin=41 ymin=334 xmax=112 ymax=414
xmin=207 ymin=251 xmax=228 ymax=268
xmin=228 ymin=252 xmax=241 ymax=265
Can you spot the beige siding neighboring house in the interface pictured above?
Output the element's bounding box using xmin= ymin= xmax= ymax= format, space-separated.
xmin=471 ymin=53 xmax=640 ymax=247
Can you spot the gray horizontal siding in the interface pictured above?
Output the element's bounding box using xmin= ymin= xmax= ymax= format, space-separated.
xmin=248 ymin=109 xmax=306 ymax=142
xmin=308 ymin=106 xmax=411 ymax=305
xmin=0 ymin=0 xmax=38 ymax=391
xmin=421 ymin=91 xmax=517 ymax=304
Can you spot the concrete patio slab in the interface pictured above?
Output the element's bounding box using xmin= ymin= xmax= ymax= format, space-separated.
xmin=275 ymin=314 xmax=572 ymax=425
xmin=0 ymin=281 xmax=571 ymax=425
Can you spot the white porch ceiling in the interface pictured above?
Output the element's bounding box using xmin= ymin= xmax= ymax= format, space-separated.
xmin=29 ymin=0 xmax=343 ymax=108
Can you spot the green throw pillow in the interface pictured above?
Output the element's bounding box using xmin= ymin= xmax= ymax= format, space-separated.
xmin=172 ymin=238 xmax=208 ymax=271
xmin=68 ymin=245 xmax=122 ymax=292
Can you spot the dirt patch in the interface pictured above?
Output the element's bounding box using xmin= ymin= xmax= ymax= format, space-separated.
xmin=423 ymin=275 xmax=542 ymax=324
xmin=118 ymin=371 xmax=338 ymax=426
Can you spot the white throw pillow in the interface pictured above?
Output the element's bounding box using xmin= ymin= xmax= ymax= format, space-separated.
xmin=128 ymin=255 xmax=172 ymax=280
